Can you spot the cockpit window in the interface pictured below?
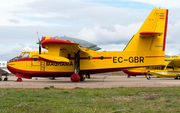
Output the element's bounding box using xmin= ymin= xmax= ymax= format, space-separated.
xmin=19 ymin=53 xmax=26 ymax=58
xmin=54 ymin=36 xmax=101 ymax=51
xmin=23 ymin=53 xmax=30 ymax=58
xmin=18 ymin=52 xmax=30 ymax=58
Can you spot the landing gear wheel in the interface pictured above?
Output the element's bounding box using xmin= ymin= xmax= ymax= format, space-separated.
xmin=17 ymin=77 xmax=22 ymax=82
xmin=86 ymin=74 xmax=90 ymax=79
xmin=70 ymin=74 xmax=80 ymax=82
xmin=50 ymin=77 xmax=55 ymax=80
xmin=4 ymin=77 xmax=8 ymax=81
xmin=80 ymin=74 xmax=85 ymax=81
xmin=147 ymin=76 xmax=151 ymax=80
xmin=0 ymin=78 xmax=2 ymax=81
xmin=174 ymin=76 xmax=180 ymax=80
xmin=127 ymin=75 xmax=130 ymax=78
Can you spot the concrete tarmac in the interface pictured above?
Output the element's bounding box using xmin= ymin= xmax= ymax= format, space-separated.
xmin=0 ymin=75 xmax=180 ymax=88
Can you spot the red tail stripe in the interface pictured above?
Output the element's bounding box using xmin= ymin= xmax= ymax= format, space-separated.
xmin=163 ymin=9 xmax=168 ymax=51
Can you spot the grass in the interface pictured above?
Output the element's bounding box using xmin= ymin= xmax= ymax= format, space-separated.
xmin=0 ymin=87 xmax=180 ymax=112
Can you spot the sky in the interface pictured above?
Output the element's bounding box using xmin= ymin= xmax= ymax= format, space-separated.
xmin=0 ymin=0 xmax=180 ymax=61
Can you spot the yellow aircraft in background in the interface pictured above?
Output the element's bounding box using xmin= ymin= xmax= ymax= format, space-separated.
xmin=7 ymin=8 xmax=168 ymax=82
xmin=149 ymin=56 xmax=180 ymax=79
xmin=123 ymin=56 xmax=172 ymax=79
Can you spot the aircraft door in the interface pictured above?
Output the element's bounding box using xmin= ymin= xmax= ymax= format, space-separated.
xmin=31 ymin=55 xmax=40 ymax=66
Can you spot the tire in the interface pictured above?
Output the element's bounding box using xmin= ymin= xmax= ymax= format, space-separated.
xmin=86 ymin=74 xmax=90 ymax=79
xmin=4 ymin=78 xmax=8 ymax=81
xmin=147 ymin=76 xmax=151 ymax=80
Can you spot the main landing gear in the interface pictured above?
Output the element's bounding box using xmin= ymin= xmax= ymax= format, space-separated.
xmin=146 ymin=72 xmax=151 ymax=80
xmin=174 ymin=76 xmax=180 ymax=80
xmin=127 ymin=75 xmax=131 ymax=78
xmin=85 ymin=74 xmax=90 ymax=79
xmin=0 ymin=74 xmax=8 ymax=81
xmin=70 ymin=51 xmax=85 ymax=82
xmin=147 ymin=76 xmax=151 ymax=80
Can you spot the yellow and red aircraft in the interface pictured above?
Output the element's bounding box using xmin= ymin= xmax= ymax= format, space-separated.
xmin=123 ymin=56 xmax=172 ymax=79
xmin=123 ymin=56 xmax=180 ymax=80
xmin=148 ymin=56 xmax=180 ymax=79
xmin=7 ymin=8 xmax=168 ymax=82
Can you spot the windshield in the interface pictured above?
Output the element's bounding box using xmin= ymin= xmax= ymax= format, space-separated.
xmin=54 ymin=36 xmax=101 ymax=51
xmin=18 ymin=52 xmax=30 ymax=58
xmin=19 ymin=53 xmax=26 ymax=58
xmin=8 ymin=52 xmax=30 ymax=62
xmin=23 ymin=53 xmax=30 ymax=58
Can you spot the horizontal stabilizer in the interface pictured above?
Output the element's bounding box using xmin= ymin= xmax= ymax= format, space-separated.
xmin=140 ymin=32 xmax=163 ymax=37
xmin=39 ymin=55 xmax=69 ymax=63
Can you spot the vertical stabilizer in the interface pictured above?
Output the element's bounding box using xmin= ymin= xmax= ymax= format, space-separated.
xmin=124 ymin=8 xmax=168 ymax=51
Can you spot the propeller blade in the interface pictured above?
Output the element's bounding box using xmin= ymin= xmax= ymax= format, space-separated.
xmin=36 ymin=31 xmax=41 ymax=54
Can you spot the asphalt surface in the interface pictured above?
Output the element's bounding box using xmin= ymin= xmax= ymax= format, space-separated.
xmin=0 ymin=75 xmax=180 ymax=88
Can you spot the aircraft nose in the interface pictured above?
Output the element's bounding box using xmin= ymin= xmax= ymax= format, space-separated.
xmin=7 ymin=62 xmax=16 ymax=74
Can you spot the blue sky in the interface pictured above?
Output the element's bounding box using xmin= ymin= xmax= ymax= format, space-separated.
xmin=0 ymin=0 xmax=180 ymax=61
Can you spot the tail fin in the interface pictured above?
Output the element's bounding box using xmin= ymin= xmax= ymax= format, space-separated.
xmin=124 ymin=8 xmax=168 ymax=51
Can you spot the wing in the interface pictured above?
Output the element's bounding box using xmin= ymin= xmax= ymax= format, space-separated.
xmin=166 ymin=58 xmax=180 ymax=67
xmin=0 ymin=68 xmax=9 ymax=74
xmin=39 ymin=37 xmax=92 ymax=63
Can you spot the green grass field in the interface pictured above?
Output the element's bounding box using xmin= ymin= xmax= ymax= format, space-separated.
xmin=0 ymin=87 xmax=180 ymax=113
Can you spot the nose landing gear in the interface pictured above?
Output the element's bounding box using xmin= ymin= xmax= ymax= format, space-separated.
xmin=17 ymin=77 xmax=22 ymax=82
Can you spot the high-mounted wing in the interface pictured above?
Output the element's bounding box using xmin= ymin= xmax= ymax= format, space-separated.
xmin=166 ymin=58 xmax=180 ymax=67
xmin=39 ymin=36 xmax=100 ymax=63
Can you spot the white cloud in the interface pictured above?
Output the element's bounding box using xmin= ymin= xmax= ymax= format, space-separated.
xmin=77 ymin=22 xmax=142 ymax=45
xmin=0 ymin=44 xmax=38 ymax=61
xmin=24 ymin=46 xmax=33 ymax=51
xmin=0 ymin=0 xmax=180 ymax=60
xmin=126 ymin=0 xmax=180 ymax=8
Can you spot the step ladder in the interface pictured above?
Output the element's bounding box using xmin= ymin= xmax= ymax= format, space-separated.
xmin=40 ymin=60 xmax=45 ymax=71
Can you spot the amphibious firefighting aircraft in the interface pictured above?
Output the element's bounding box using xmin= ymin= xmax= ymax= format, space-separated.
xmin=7 ymin=8 xmax=168 ymax=82
xmin=148 ymin=56 xmax=180 ymax=79
xmin=123 ymin=56 xmax=180 ymax=80
xmin=123 ymin=56 xmax=172 ymax=79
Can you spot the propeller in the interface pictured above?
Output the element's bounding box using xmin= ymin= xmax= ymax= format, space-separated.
xmin=36 ymin=31 xmax=41 ymax=55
